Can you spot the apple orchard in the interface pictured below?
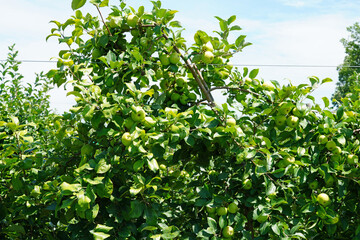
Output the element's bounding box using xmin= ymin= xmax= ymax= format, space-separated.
xmin=1 ymin=0 xmax=360 ymax=239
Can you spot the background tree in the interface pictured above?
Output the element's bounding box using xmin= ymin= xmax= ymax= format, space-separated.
xmin=332 ymin=22 xmax=360 ymax=105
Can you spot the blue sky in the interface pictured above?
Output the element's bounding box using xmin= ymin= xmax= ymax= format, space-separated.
xmin=1 ymin=0 xmax=360 ymax=112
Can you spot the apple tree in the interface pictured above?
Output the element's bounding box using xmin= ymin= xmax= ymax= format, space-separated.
xmin=6 ymin=0 xmax=356 ymax=239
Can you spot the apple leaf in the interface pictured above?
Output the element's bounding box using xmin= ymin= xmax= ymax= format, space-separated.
xmin=71 ymin=0 xmax=87 ymax=10
xmin=249 ymin=68 xmax=259 ymax=79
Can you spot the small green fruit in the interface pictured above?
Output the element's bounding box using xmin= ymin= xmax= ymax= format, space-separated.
xmin=121 ymin=132 xmax=132 ymax=147
xmin=202 ymin=51 xmax=214 ymax=64
xmin=216 ymin=206 xmax=228 ymax=216
xmin=202 ymin=41 xmax=214 ymax=52
xmin=159 ymin=54 xmax=170 ymax=66
xmin=226 ymin=117 xmax=236 ymax=126
xmin=127 ymin=14 xmax=139 ymax=28
xmin=222 ymin=226 xmax=234 ymax=238
xmin=318 ymin=135 xmax=328 ymax=144
xmin=275 ymin=115 xmax=287 ymax=126
xmin=206 ymin=206 xmax=216 ymax=214
xmin=347 ymin=154 xmax=358 ymax=165
xmin=332 ymin=146 xmax=342 ymax=155
xmin=317 ymin=193 xmax=330 ymax=206
xmin=228 ymin=203 xmax=238 ymax=214
xmin=243 ymin=179 xmax=252 ymax=190
xmin=309 ymin=180 xmax=318 ymax=190
xmin=326 ymin=141 xmax=337 ymax=151
xmin=169 ymin=52 xmax=180 ymax=64
xmin=286 ymin=115 xmax=299 ymax=128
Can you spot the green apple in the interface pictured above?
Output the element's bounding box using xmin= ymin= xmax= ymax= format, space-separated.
xmin=131 ymin=106 xmax=146 ymax=122
xmin=317 ymin=193 xmax=330 ymax=206
xmin=159 ymin=54 xmax=170 ymax=66
xmin=283 ymin=156 xmax=295 ymax=166
xmin=176 ymin=78 xmax=186 ymax=88
xmin=169 ymin=52 xmax=180 ymax=64
xmin=206 ymin=206 xmax=216 ymax=214
xmin=347 ymin=154 xmax=358 ymax=165
xmin=216 ymin=206 xmax=228 ymax=216
xmin=155 ymin=69 xmax=163 ymax=79
xmin=180 ymin=95 xmax=188 ymax=105
xmin=92 ymin=49 xmax=102 ymax=59
xmin=127 ymin=14 xmax=138 ymax=28
xmin=202 ymin=41 xmax=214 ymax=52
xmin=30 ymin=185 xmax=41 ymax=197
xmin=140 ymin=37 xmax=149 ymax=47
xmin=171 ymin=92 xmax=181 ymax=101
xmin=130 ymin=29 xmax=139 ymax=37
xmin=222 ymin=226 xmax=234 ymax=238
xmin=202 ymin=51 xmax=214 ymax=64
xmin=286 ymin=115 xmax=299 ymax=128
xmin=262 ymin=82 xmax=274 ymax=91
xmin=121 ymin=132 xmax=132 ymax=147
xmin=309 ymin=180 xmax=318 ymax=190
xmin=143 ymin=116 xmax=156 ymax=128
xmin=278 ymin=103 xmax=293 ymax=115
xmin=187 ymin=92 xmax=197 ymax=101
xmin=275 ymin=115 xmax=287 ymax=127
xmin=326 ymin=141 xmax=337 ymax=151
xmin=124 ymin=118 xmax=134 ymax=129
xmin=332 ymin=146 xmax=342 ymax=155
xmin=318 ymin=135 xmax=328 ymax=144
xmin=256 ymin=213 xmax=269 ymax=223
xmin=159 ymin=164 xmax=167 ymax=171
xmin=228 ymin=203 xmax=238 ymax=214
xmin=226 ymin=117 xmax=236 ymax=126
xmin=243 ymin=179 xmax=252 ymax=190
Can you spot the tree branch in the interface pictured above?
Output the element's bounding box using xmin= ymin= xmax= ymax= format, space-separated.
xmin=95 ymin=5 xmax=112 ymax=36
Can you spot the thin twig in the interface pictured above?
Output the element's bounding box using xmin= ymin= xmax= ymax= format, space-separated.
xmin=95 ymin=5 xmax=112 ymax=36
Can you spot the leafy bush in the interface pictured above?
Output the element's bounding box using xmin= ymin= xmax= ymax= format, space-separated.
xmin=1 ymin=1 xmax=360 ymax=239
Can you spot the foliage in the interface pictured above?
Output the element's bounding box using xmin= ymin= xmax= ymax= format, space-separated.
xmin=1 ymin=0 xmax=360 ymax=239
xmin=332 ymin=22 xmax=360 ymax=106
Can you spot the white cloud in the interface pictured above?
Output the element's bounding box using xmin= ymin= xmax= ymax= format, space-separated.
xmin=278 ymin=0 xmax=323 ymax=7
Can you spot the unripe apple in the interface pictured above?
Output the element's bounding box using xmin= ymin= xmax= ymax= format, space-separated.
xmin=169 ymin=52 xmax=180 ymax=64
xmin=317 ymin=193 xmax=330 ymax=206
xmin=331 ymin=154 xmax=341 ymax=162
xmin=131 ymin=106 xmax=146 ymax=122
xmin=228 ymin=202 xmax=238 ymax=214
xmin=202 ymin=51 xmax=214 ymax=64
xmin=226 ymin=117 xmax=236 ymax=126
xmin=121 ymin=132 xmax=132 ymax=147
xmin=236 ymin=154 xmax=244 ymax=164
xmin=256 ymin=213 xmax=269 ymax=223
xmin=278 ymin=102 xmax=293 ymax=115
xmin=159 ymin=54 xmax=170 ymax=66
xmin=347 ymin=154 xmax=358 ymax=165
xmin=332 ymin=146 xmax=342 ymax=155
xmin=262 ymin=82 xmax=274 ymax=91
xmin=216 ymin=206 xmax=227 ymax=216
xmin=140 ymin=37 xmax=149 ymax=47
xmin=286 ymin=115 xmax=299 ymax=128
xmin=180 ymin=95 xmax=188 ymax=105
xmin=243 ymin=179 xmax=252 ymax=190
xmin=206 ymin=206 xmax=216 ymax=214
xmin=318 ymin=135 xmax=328 ymax=144
xmin=326 ymin=141 xmax=337 ymax=151
xmin=202 ymin=41 xmax=214 ymax=52
xmin=275 ymin=115 xmax=287 ymax=127
xmin=171 ymin=92 xmax=181 ymax=101
xmin=127 ymin=13 xmax=139 ymax=28
xmin=222 ymin=226 xmax=234 ymax=238
xmin=309 ymin=180 xmax=318 ymax=190
xmin=187 ymin=92 xmax=197 ymax=101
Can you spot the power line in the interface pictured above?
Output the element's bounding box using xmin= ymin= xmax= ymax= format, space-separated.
xmin=0 ymin=59 xmax=360 ymax=68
